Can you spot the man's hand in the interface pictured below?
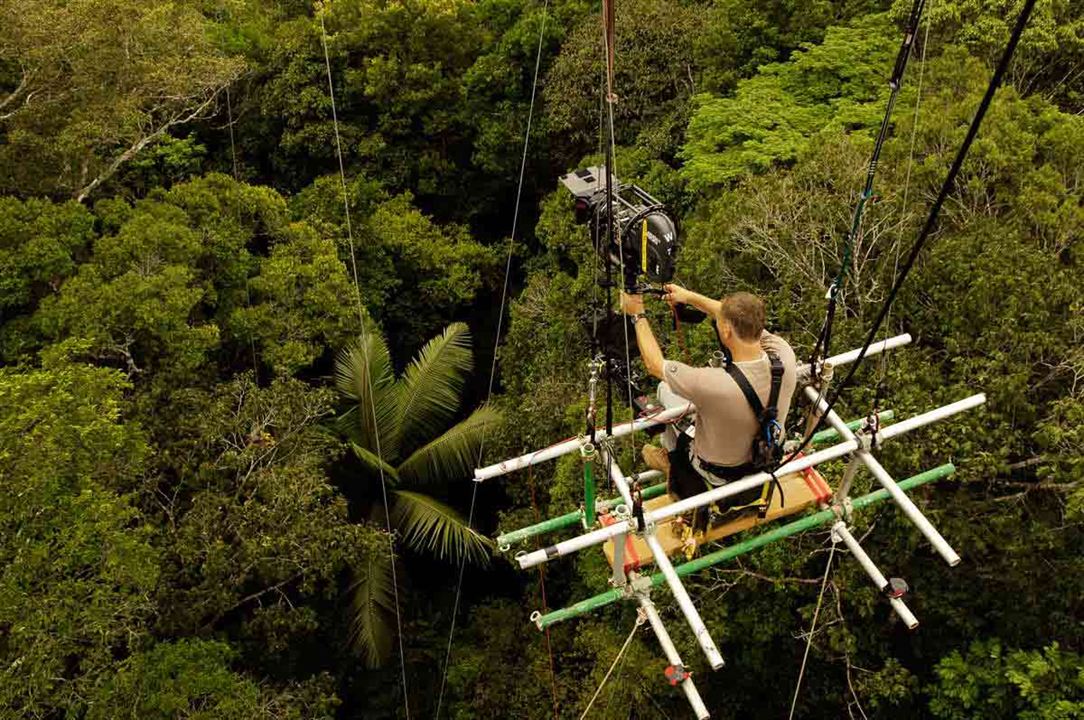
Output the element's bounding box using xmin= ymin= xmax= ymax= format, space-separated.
xmin=620 ymin=291 xmax=645 ymax=316
xmin=663 ymin=283 xmax=691 ymax=307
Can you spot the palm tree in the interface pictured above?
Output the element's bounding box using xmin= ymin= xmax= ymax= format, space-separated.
xmin=335 ymin=321 xmax=498 ymax=667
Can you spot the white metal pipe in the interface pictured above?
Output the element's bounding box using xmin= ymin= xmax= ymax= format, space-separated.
xmin=611 ymin=531 xmax=627 ymax=587
xmin=476 ymin=335 xmax=914 ymax=483
xmin=833 ymin=523 xmax=919 ymax=629
xmin=864 ymin=453 xmax=961 ymax=566
xmin=518 ymin=438 xmax=860 ymax=569
xmin=517 ymin=394 xmax=984 ymax=570
xmin=638 ymin=594 xmax=711 ymax=720
xmin=809 ymin=333 xmax=912 ymax=371
xmin=807 ymin=387 xmax=966 ymax=566
xmin=604 ymin=450 xmax=725 ymax=669
xmin=878 ymin=393 xmax=986 ymax=442
xmin=473 ymin=403 xmax=694 ymax=482
xmin=644 ymin=533 xmax=726 ymax=670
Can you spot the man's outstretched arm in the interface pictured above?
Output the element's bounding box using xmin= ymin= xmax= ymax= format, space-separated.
xmin=620 ymin=291 xmax=665 ymax=380
xmin=664 ymin=283 xmax=721 ymax=318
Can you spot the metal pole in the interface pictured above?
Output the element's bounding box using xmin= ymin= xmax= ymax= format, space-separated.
xmin=810 ymin=410 xmax=894 ymax=446
xmin=611 ymin=528 xmax=627 ymax=587
xmin=475 ymin=335 xmax=913 ymax=483
xmin=832 ymin=522 xmax=919 ymax=629
xmin=519 ymin=438 xmax=861 ymax=570
xmin=645 ymin=532 xmax=726 ymax=669
xmin=497 ymin=472 xmax=665 ymax=547
xmin=602 ymin=448 xmax=725 ymax=669
xmin=804 ymin=333 xmax=912 ymax=372
xmin=583 ymin=443 xmax=597 ymax=527
xmin=877 ymin=394 xmax=985 ymax=442
xmin=497 ymin=408 xmax=877 ymax=548
xmin=637 ymin=593 xmax=711 ymax=719
xmin=805 ymin=387 xmax=967 ymax=566
xmin=534 ymin=464 xmax=955 ymax=628
xmin=474 ymin=404 xmax=693 ymax=481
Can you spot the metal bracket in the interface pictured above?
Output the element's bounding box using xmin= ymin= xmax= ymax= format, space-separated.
xmin=628 ymin=572 xmax=653 ymax=594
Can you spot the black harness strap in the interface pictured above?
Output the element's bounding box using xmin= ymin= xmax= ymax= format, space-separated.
xmin=724 ymin=354 xmax=786 ymax=514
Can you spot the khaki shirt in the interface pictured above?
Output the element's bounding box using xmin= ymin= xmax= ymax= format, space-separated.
xmin=663 ymin=331 xmax=797 ymax=468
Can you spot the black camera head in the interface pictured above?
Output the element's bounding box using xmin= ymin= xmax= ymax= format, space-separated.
xmin=560 ymin=166 xmax=681 ymax=290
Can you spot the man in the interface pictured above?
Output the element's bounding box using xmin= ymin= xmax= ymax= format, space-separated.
xmin=619 ymin=284 xmax=797 ymax=521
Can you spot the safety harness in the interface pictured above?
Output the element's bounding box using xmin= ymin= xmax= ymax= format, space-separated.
xmin=723 ymin=353 xmax=786 ymax=517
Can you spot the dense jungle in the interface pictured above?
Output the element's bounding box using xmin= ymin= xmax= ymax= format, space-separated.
xmin=0 ymin=0 xmax=1081 ymax=717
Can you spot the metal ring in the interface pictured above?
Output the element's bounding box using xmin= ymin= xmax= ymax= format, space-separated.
xmin=498 ymin=542 xmax=510 ymax=553
xmin=514 ymin=550 xmax=528 ymax=560
xmin=614 ymin=503 xmax=629 ymax=517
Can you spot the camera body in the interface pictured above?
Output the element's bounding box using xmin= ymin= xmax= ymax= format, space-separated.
xmin=559 ymin=166 xmax=680 ymax=290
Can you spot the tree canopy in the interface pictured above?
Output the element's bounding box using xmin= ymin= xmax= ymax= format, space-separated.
xmin=0 ymin=0 xmax=1080 ymax=717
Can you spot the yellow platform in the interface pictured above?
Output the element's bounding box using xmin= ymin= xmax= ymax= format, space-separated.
xmin=602 ymin=467 xmax=832 ymax=570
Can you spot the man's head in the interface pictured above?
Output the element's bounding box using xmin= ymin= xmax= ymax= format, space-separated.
xmin=715 ymin=291 xmax=766 ymax=350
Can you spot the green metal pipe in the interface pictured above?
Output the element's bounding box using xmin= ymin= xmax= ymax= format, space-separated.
xmin=809 ymin=410 xmax=895 ymax=446
xmin=497 ymin=480 xmax=667 ymax=547
xmin=583 ymin=455 xmax=596 ymax=527
xmin=535 ymin=463 xmax=955 ymax=629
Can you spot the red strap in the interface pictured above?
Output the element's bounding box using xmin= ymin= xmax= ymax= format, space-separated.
xmin=600 ymin=513 xmax=642 ymax=572
xmin=794 ymin=452 xmax=833 ymax=504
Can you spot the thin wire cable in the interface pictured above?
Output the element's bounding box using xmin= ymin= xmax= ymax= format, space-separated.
xmin=319 ymin=14 xmax=410 ymax=718
xmin=434 ymin=3 xmax=550 ymax=716
xmin=788 ymin=541 xmax=837 ymax=720
xmin=579 ymin=610 xmax=646 ymax=720
xmin=779 ymin=0 xmax=1036 ymax=469
xmin=809 ymin=0 xmax=927 ymax=372
xmin=599 ymin=9 xmax=639 ymax=464
xmin=224 ymin=85 xmax=260 ymax=378
xmin=880 ymin=0 xmax=935 ymax=388
xmin=226 ymin=86 xmax=240 ymax=180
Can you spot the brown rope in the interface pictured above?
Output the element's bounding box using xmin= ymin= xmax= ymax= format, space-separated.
xmin=528 ymin=465 xmax=561 ymax=720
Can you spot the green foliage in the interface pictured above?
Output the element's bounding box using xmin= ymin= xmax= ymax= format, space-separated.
xmin=0 ymin=0 xmax=244 ymax=200
xmin=0 ymin=197 xmax=94 ymax=313
xmin=86 ymin=640 xmax=261 ymax=720
xmin=85 ymin=638 xmax=341 ymax=720
xmin=683 ymin=14 xmax=897 ymax=188
xmin=334 ymin=322 xmax=497 ymax=666
xmin=929 ymin=640 xmax=1084 ymax=720
xmin=896 ymin=0 xmax=1084 ymax=110
xmin=0 ymin=364 xmax=157 ymax=717
xmin=149 ymin=375 xmax=385 ymax=641
xmin=544 ymin=0 xmax=704 ymax=160
xmin=292 ymin=176 xmax=499 ymax=355
xmin=11 ymin=174 xmax=359 ymax=381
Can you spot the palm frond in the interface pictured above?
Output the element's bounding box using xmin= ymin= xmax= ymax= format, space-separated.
xmin=351 ymin=443 xmax=400 ymax=487
xmin=335 ymin=331 xmax=401 ymax=459
xmin=348 ymin=550 xmax=397 ymax=668
xmin=396 ymin=405 xmax=501 ymax=486
xmin=395 ymin=323 xmax=473 ymax=456
xmin=390 ymin=490 xmax=492 ymax=565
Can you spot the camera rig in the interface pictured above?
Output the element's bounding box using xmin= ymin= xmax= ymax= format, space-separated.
xmin=559 ymin=166 xmax=680 ymax=291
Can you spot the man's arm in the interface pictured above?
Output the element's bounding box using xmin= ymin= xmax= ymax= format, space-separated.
xmin=620 ymin=292 xmax=665 ymax=380
xmin=664 ymin=283 xmax=721 ymax=317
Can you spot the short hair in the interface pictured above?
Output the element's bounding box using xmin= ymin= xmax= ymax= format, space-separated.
xmin=719 ymin=292 xmax=766 ymax=342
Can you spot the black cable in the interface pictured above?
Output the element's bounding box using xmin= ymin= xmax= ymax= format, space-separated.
xmin=808 ymin=0 xmax=927 ymax=375
xmin=784 ymin=0 xmax=1036 ymax=466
